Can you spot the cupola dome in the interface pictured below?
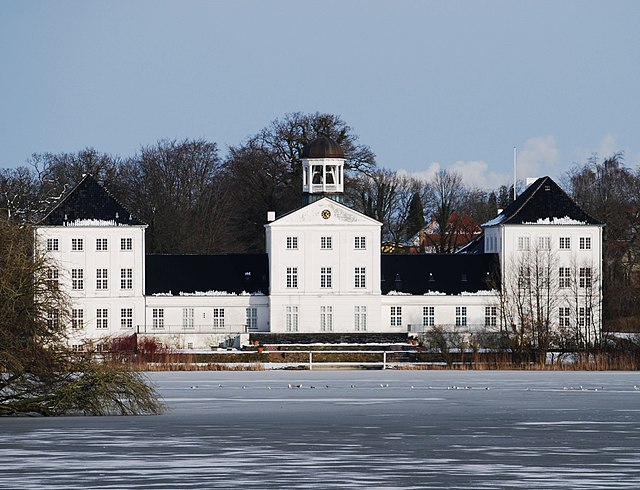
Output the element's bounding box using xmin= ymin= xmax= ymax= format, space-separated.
xmin=301 ymin=136 xmax=345 ymax=159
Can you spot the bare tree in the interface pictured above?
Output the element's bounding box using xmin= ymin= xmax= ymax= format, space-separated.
xmin=0 ymin=219 xmax=163 ymax=416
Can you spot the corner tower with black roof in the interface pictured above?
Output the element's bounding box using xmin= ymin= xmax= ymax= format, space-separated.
xmin=36 ymin=175 xmax=147 ymax=349
xmin=482 ymin=176 xmax=604 ymax=342
xmin=301 ymin=136 xmax=345 ymax=205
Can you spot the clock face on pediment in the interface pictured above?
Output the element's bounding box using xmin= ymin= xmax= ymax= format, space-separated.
xmin=321 ymin=209 xmax=331 ymax=220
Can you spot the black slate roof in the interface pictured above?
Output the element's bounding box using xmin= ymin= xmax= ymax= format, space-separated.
xmin=39 ymin=174 xmax=145 ymax=226
xmin=483 ymin=176 xmax=602 ymax=227
xmin=381 ymin=253 xmax=500 ymax=295
xmin=146 ymin=254 xmax=269 ymax=296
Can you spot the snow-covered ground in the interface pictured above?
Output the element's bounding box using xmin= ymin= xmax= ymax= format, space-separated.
xmin=2 ymin=370 xmax=640 ymax=489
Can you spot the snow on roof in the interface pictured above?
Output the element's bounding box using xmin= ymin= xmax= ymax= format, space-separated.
xmin=523 ymin=216 xmax=587 ymax=225
xmin=482 ymin=214 xmax=506 ymax=227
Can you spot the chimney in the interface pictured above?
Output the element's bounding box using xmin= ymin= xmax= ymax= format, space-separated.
xmin=267 ymin=211 xmax=276 ymax=222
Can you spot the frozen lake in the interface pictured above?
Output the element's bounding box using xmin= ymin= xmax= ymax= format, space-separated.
xmin=2 ymin=370 xmax=640 ymax=489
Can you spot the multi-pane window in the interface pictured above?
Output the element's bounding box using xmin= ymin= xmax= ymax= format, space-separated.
xmin=71 ymin=238 xmax=84 ymax=251
xmin=320 ymin=267 xmax=332 ymax=288
xmin=96 ymin=269 xmax=108 ymax=289
xmin=579 ymin=267 xmax=592 ymax=288
xmin=286 ymin=236 xmax=298 ymax=250
xmin=182 ymin=308 xmax=194 ymax=329
xmin=390 ymin=306 xmax=402 ymax=327
xmin=246 ymin=307 xmax=258 ymax=330
xmin=354 ymin=236 xmax=366 ymax=249
xmin=213 ymin=308 xmax=225 ymax=329
xmin=286 ymin=267 xmax=298 ymax=288
xmin=96 ymin=238 xmax=108 ymax=251
xmin=423 ymin=306 xmax=435 ymax=327
xmin=354 ymin=267 xmax=366 ymax=288
xmin=517 ymin=236 xmax=530 ymax=251
xmin=96 ymin=308 xmax=108 ymax=329
xmin=559 ymin=237 xmax=571 ymax=250
xmin=71 ymin=269 xmax=84 ymax=290
xmin=46 ymin=238 xmax=59 ymax=251
xmin=559 ymin=267 xmax=571 ymax=288
xmin=47 ymin=238 xmax=59 ymax=252
xmin=47 ymin=310 xmax=60 ymax=329
xmin=71 ymin=308 xmax=84 ymax=329
xmin=121 ymin=308 xmax=133 ymax=329
xmin=559 ymin=307 xmax=570 ymax=327
xmin=578 ymin=307 xmax=591 ymax=327
xmin=286 ymin=306 xmax=299 ymax=332
xmin=120 ymin=268 xmax=133 ymax=289
xmin=485 ymin=306 xmax=497 ymax=327
xmin=47 ymin=268 xmax=59 ymax=289
xmin=320 ymin=236 xmax=332 ymax=249
xmin=120 ymin=237 xmax=133 ymax=251
xmin=579 ymin=237 xmax=591 ymax=250
xmin=354 ymin=306 xmax=367 ymax=331
xmin=455 ymin=306 xmax=467 ymax=327
xmin=152 ymin=308 xmax=164 ymax=329
xmin=320 ymin=306 xmax=333 ymax=332
xmin=518 ymin=266 xmax=531 ymax=289
xmin=538 ymin=236 xmax=551 ymax=250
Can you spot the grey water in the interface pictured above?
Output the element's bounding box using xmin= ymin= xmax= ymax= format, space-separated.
xmin=2 ymin=370 xmax=640 ymax=489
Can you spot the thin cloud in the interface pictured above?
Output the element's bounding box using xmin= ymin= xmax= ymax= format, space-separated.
xmin=516 ymin=135 xmax=559 ymax=180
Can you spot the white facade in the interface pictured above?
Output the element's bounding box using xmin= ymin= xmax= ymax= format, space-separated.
xmin=37 ymin=222 xmax=146 ymax=348
xmin=35 ymin=165 xmax=603 ymax=350
xmin=266 ymin=197 xmax=383 ymax=333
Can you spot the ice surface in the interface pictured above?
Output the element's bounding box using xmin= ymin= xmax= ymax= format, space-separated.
xmin=2 ymin=371 xmax=640 ymax=489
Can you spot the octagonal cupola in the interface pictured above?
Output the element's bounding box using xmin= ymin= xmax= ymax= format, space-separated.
xmin=301 ymin=136 xmax=345 ymax=205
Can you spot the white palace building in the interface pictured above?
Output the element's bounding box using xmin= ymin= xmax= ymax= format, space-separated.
xmin=36 ymin=137 xmax=603 ymax=349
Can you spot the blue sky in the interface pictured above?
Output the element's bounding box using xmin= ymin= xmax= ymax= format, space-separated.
xmin=1 ymin=0 xmax=638 ymax=188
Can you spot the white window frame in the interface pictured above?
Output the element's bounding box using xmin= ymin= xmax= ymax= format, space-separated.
xmin=485 ymin=306 xmax=497 ymax=327
xmin=320 ymin=236 xmax=332 ymax=250
xmin=246 ymin=307 xmax=258 ymax=330
xmin=579 ymin=267 xmax=592 ymax=288
xmin=71 ymin=238 xmax=84 ymax=251
xmin=46 ymin=238 xmax=59 ymax=251
xmin=120 ymin=268 xmax=133 ymax=290
xmin=96 ymin=308 xmax=108 ymax=329
xmin=286 ymin=236 xmax=298 ymax=250
xmin=286 ymin=306 xmax=299 ymax=332
xmin=152 ymin=308 xmax=164 ymax=329
xmin=354 ymin=305 xmax=367 ymax=331
xmin=71 ymin=308 xmax=84 ymax=329
xmin=455 ymin=306 xmax=467 ymax=327
xmin=559 ymin=237 xmax=571 ymax=250
xmin=579 ymin=237 xmax=591 ymax=250
xmin=517 ymin=236 xmax=530 ymax=251
xmin=120 ymin=237 xmax=133 ymax=251
xmin=320 ymin=305 xmax=333 ymax=332
xmin=320 ymin=266 xmax=332 ymax=288
xmin=121 ymin=308 xmax=133 ymax=329
xmin=354 ymin=267 xmax=366 ymax=288
xmin=213 ymin=308 xmax=225 ymax=329
xmin=96 ymin=268 xmax=108 ymax=290
xmin=96 ymin=238 xmax=108 ymax=251
xmin=538 ymin=236 xmax=551 ymax=250
xmin=578 ymin=307 xmax=591 ymax=327
xmin=71 ymin=268 xmax=84 ymax=290
xmin=390 ymin=306 xmax=402 ymax=327
xmin=559 ymin=267 xmax=571 ymax=288
xmin=559 ymin=307 xmax=570 ymax=327
xmin=182 ymin=308 xmax=194 ymax=329
xmin=47 ymin=268 xmax=59 ymax=289
xmin=286 ymin=267 xmax=298 ymax=288
xmin=354 ymin=236 xmax=366 ymax=250
xmin=423 ymin=306 xmax=435 ymax=327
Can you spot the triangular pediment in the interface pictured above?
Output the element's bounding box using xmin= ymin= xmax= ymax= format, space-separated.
xmin=268 ymin=198 xmax=382 ymax=227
